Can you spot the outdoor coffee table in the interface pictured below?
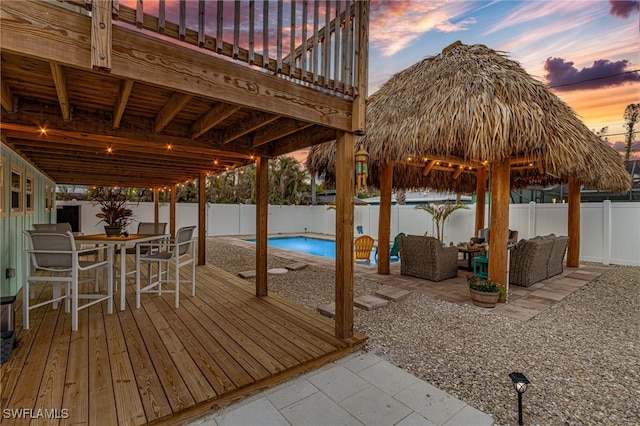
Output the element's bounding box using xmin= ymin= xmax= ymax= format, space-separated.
xmin=457 ymin=247 xmax=483 ymax=271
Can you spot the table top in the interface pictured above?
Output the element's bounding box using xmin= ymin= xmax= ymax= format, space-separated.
xmin=75 ymin=233 xmax=168 ymax=244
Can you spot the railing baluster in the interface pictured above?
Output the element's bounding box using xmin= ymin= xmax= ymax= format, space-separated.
xmin=216 ymin=1 xmax=223 ymax=53
xmin=233 ymin=0 xmax=240 ymax=59
xmin=249 ymin=0 xmax=255 ymax=64
xmin=277 ymin=0 xmax=283 ymax=73
xmin=313 ymin=0 xmax=319 ymax=84
xmin=263 ymin=1 xmax=269 ymax=68
xmin=344 ymin=0 xmax=352 ymax=92
xmin=179 ymin=0 xmax=186 ymax=40
xmin=333 ymin=0 xmax=341 ymax=92
xmin=301 ymin=1 xmax=308 ymax=81
xmin=323 ymin=0 xmax=331 ymax=88
xmin=289 ymin=0 xmax=296 ymax=77
xmin=158 ymin=0 xmax=165 ymax=33
xmin=136 ymin=0 xmax=143 ymax=28
xmin=198 ymin=0 xmax=205 ymax=47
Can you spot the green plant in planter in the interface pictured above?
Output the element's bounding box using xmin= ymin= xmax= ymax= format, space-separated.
xmin=467 ymin=276 xmax=506 ymax=297
xmin=91 ymin=187 xmax=135 ymax=232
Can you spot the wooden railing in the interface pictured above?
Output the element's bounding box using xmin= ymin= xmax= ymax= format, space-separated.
xmin=74 ymin=0 xmax=368 ymax=99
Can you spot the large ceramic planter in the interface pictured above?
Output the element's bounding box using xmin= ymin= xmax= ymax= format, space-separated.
xmin=469 ymin=288 xmax=500 ymax=308
xmin=104 ymin=226 xmax=121 ymax=237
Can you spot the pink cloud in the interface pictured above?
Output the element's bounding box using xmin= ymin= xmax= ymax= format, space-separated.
xmin=544 ymin=57 xmax=640 ymax=91
xmin=609 ymin=0 xmax=639 ymax=18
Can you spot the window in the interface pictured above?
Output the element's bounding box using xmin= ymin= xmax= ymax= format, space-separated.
xmin=26 ymin=173 xmax=34 ymax=212
xmin=11 ymin=168 xmax=22 ymax=213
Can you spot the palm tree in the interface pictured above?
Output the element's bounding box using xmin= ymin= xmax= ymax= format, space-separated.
xmin=624 ymin=103 xmax=640 ymax=160
xmin=414 ymin=201 xmax=469 ymax=241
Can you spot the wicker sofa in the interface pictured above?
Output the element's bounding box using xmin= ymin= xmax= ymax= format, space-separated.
xmin=509 ymin=234 xmax=569 ymax=287
xmin=399 ymin=235 xmax=459 ymax=282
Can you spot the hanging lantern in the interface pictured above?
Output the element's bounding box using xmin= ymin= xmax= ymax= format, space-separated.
xmin=355 ymin=144 xmax=369 ymax=191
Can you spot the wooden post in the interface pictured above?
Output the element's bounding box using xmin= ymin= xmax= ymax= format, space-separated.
xmin=475 ymin=166 xmax=487 ymax=236
xmin=153 ymin=187 xmax=159 ymax=224
xmin=91 ymin=0 xmax=112 ymax=71
xmin=377 ymin=163 xmax=393 ymax=275
xmin=169 ymin=183 xmax=176 ymax=239
xmin=198 ymin=173 xmax=206 ymax=265
xmin=566 ymin=177 xmax=581 ymax=267
xmin=256 ymin=157 xmax=269 ymax=297
xmin=352 ymin=0 xmax=369 ymax=135
xmin=335 ymin=131 xmax=354 ymax=339
xmin=488 ymin=158 xmax=510 ymax=302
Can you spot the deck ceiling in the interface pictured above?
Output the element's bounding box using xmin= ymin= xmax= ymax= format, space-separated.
xmin=0 ymin=1 xmax=351 ymax=187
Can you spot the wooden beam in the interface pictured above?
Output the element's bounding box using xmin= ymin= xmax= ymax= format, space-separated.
xmin=112 ymin=79 xmax=134 ymax=128
xmin=377 ymin=163 xmax=393 ymax=275
xmin=155 ymin=92 xmax=193 ymax=133
xmin=252 ymin=118 xmax=314 ymax=148
xmin=475 ymin=166 xmax=487 ymax=235
xmin=198 ymin=172 xmax=206 ymax=265
xmin=335 ymin=131 xmax=354 ymax=339
xmin=270 ymin=125 xmax=336 ymax=157
xmin=0 ymin=108 xmax=264 ymax=159
xmin=452 ymin=165 xmax=465 ymax=180
xmin=222 ymin=112 xmax=280 ymax=144
xmin=191 ymin=103 xmax=241 ymax=139
xmin=1 ymin=1 xmax=354 ymax=131
xmin=49 ymin=62 xmax=71 ymax=121
xmin=422 ymin=160 xmax=437 ymax=176
xmin=255 ymin=156 xmax=268 ymax=297
xmin=1 ymin=78 xmax=14 ymax=113
xmin=488 ymin=158 xmax=510 ymax=302
xmin=91 ymin=0 xmax=112 ymax=71
xmin=566 ymin=176 xmax=581 ymax=267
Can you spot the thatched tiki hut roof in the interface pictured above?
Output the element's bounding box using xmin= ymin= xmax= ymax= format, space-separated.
xmin=306 ymin=41 xmax=631 ymax=291
xmin=306 ymin=42 xmax=631 ymax=193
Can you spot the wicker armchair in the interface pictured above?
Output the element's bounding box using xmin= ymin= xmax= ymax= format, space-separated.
xmin=399 ymin=235 xmax=459 ymax=282
xmin=547 ymin=235 xmax=569 ymax=277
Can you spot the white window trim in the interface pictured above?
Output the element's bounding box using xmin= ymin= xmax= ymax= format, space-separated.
xmin=10 ymin=167 xmax=23 ymax=215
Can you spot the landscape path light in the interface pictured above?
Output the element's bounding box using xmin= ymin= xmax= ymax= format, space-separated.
xmin=509 ymin=371 xmax=531 ymax=425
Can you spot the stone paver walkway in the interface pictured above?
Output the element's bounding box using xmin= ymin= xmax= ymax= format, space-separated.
xmin=190 ymin=351 xmax=494 ymax=426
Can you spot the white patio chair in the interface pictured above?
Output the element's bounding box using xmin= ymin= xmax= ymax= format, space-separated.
xmin=23 ymin=231 xmax=113 ymax=331
xmin=135 ymin=226 xmax=196 ymax=309
xmin=116 ymin=222 xmax=168 ymax=283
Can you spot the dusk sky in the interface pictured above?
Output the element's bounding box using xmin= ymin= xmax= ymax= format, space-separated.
xmin=122 ymin=0 xmax=639 ymax=160
xmin=362 ymin=0 xmax=640 ymax=159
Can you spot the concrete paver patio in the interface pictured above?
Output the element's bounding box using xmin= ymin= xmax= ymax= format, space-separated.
xmin=190 ymin=351 xmax=494 ymax=426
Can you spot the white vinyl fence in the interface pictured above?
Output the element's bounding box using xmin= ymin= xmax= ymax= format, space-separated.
xmin=60 ymin=200 xmax=640 ymax=266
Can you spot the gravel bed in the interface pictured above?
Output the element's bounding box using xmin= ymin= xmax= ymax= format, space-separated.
xmin=208 ymin=238 xmax=639 ymax=426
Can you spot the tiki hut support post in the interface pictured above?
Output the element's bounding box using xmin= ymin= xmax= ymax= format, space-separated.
xmin=335 ymin=131 xmax=355 ymax=339
xmin=488 ymin=158 xmax=510 ymax=301
xmin=170 ymin=183 xmax=177 ymax=239
xmin=566 ymin=176 xmax=581 ymax=267
xmin=377 ymin=163 xmax=393 ymax=275
xmin=256 ymin=156 xmax=269 ymax=297
xmin=475 ymin=166 xmax=487 ymax=236
xmin=198 ymin=172 xmax=207 ymax=265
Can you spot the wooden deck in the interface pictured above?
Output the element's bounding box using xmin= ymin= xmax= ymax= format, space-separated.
xmin=0 ymin=264 xmax=366 ymax=425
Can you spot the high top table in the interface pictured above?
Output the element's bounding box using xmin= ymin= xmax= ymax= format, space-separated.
xmin=75 ymin=233 xmax=168 ymax=310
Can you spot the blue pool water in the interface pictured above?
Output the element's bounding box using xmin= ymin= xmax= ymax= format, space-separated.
xmin=247 ymin=236 xmax=398 ymax=265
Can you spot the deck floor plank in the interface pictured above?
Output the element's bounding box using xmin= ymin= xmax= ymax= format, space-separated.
xmin=89 ymin=303 xmax=118 ymax=426
xmin=102 ymin=298 xmax=147 ymax=426
xmin=2 ymin=263 xmax=366 ymax=425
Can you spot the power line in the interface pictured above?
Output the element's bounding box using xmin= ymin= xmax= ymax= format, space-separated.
xmin=549 ymin=69 xmax=640 ymax=89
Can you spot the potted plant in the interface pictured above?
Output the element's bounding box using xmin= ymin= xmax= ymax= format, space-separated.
xmin=91 ymin=187 xmax=134 ymax=237
xmin=415 ymin=201 xmax=469 ymax=242
xmin=467 ymin=276 xmax=505 ymax=308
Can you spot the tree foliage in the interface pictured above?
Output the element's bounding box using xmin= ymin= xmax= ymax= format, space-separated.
xmin=623 ymin=103 xmax=640 ymax=160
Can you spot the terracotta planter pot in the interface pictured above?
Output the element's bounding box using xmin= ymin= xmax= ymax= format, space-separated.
xmin=469 ymin=288 xmax=499 ymax=308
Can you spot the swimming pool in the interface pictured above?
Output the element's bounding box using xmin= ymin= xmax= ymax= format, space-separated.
xmin=247 ymin=236 xmax=397 ymax=265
